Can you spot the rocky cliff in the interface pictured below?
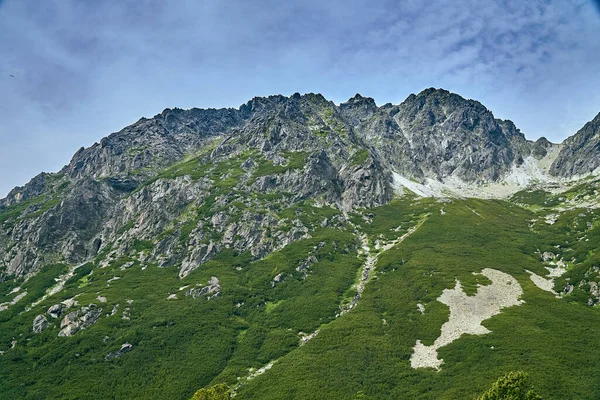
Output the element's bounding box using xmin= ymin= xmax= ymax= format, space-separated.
xmin=550 ymin=112 xmax=600 ymax=177
xmin=1 ymin=88 xmax=598 ymax=279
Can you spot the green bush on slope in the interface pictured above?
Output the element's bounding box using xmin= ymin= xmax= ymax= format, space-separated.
xmin=192 ymin=384 xmax=230 ymax=400
xmin=477 ymin=371 xmax=541 ymax=400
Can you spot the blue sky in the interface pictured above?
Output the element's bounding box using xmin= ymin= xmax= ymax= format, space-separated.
xmin=1 ymin=0 xmax=600 ymax=197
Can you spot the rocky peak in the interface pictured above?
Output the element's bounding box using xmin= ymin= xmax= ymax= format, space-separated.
xmin=359 ymin=88 xmax=525 ymax=182
xmin=339 ymin=94 xmax=378 ymax=125
xmin=1 ymin=172 xmax=50 ymax=207
xmin=397 ymin=88 xmax=500 ymax=135
xmin=61 ymin=106 xmax=247 ymax=182
xmin=3 ymin=88 xmax=600 ymax=280
xmin=551 ymin=112 xmax=600 ymax=177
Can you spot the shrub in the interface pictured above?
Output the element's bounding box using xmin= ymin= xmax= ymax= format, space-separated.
xmin=477 ymin=371 xmax=542 ymax=400
xmin=192 ymin=384 xmax=230 ymax=400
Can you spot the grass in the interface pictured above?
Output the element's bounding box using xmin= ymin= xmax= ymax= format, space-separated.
xmin=349 ymin=149 xmax=369 ymax=166
xmin=252 ymin=152 xmax=310 ymax=179
xmin=236 ymin=198 xmax=600 ymax=399
xmin=3 ymin=177 xmax=600 ymax=399
xmin=0 ymin=194 xmax=61 ymax=227
xmin=510 ymin=189 xmax=561 ymax=208
xmin=0 ymin=223 xmax=360 ymax=400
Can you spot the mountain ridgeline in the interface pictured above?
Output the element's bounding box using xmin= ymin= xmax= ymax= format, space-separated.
xmin=2 ymin=88 xmax=597 ymax=279
xmin=2 ymin=88 xmax=600 ymax=399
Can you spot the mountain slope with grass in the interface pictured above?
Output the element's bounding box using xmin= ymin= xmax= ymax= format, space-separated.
xmin=1 ymin=88 xmax=600 ymax=399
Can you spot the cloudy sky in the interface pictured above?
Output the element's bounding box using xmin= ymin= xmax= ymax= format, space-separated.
xmin=1 ymin=0 xmax=600 ymax=197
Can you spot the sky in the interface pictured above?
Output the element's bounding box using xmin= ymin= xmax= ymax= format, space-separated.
xmin=1 ymin=0 xmax=600 ymax=197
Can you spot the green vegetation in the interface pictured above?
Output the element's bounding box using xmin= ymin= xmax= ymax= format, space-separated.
xmin=235 ymin=198 xmax=600 ymax=399
xmin=0 ymin=223 xmax=360 ymax=399
xmin=0 ymin=191 xmax=66 ymax=227
xmin=477 ymin=371 xmax=542 ymax=400
xmin=140 ymin=155 xmax=211 ymax=187
xmin=252 ymin=152 xmax=309 ymax=179
xmin=3 ymin=176 xmax=600 ymax=399
xmin=127 ymin=146 xmax=149 ymax=156
xmin=510 ymin=190 xmax=561 ymax=208
xmin=312 ymin=128 xmax=329 ymax=139
xmin=349 ymin=149 xmax=369 ymax=166
xmin=192 ymin=384 xmax=230 ymax=400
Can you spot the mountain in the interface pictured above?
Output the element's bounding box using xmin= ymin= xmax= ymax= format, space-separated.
xmin=0 ymin=89 xmax=563 ymax=279
xmin=1 ymin=88 xmax=600 ymax=399
xmin=550 ymin=111 xmax=600 ymax=177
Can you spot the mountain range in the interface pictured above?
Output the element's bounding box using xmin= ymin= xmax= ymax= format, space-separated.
xmin=1 ymin=88 xmax=600 ymax=399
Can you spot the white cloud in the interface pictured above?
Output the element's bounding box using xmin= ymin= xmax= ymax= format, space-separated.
xmin=0 ymin=0 xmax=599 ymax=196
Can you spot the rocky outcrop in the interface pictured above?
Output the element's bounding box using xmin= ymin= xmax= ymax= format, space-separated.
xmin=33 ymin=314 xmax=49 ymax=333
xmin=1 ymin=88 xmax=598 ymax=280
xmin=47 ymin=303 xmax=64 ymax=319
xmin=185 ymin=277 xmax=221 ymax=300
xmin=63 ymin=107 xmax=246 ymax=182
xmin=361 ymin=88 xmax=531 ymax=183
xmin=58 ymin=304 xmax=102 ymax=337
xmin=551 ymin=112 xmax=600 ymax=177
xmin=105 ymin=343 xmax=133 ymax=360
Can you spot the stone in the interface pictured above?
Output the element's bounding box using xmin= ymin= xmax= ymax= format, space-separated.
xmin=105 ymin=342 xmax=133 ymax=361
xmin=47 ymin=304 xmax=64 ymax=319
xmin=58 ymin=305 xmax=102 ymax=337
xmin=185 ymin=277 xmax=221 ymax=300
xmin=33 ymin=314 xmax=49 ymax=333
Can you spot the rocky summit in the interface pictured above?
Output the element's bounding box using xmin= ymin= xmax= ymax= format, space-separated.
xmin=1 ymin=88 xmax=600 ymax=399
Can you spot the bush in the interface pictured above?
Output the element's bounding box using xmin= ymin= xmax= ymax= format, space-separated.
xmin=192 ymin=384 xmax=230 ymax=400
xmin=477 ymin=371 xmax=542 ymax=400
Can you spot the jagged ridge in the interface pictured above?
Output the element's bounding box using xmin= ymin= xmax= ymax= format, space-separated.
xmin=1 ymin=88 xmax=599 ymax=279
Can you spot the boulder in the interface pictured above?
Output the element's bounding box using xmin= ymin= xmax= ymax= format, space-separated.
xmin=105 ymin=343 xmax=133 ymax=361
xmin=47 ymin=304 xmax=64 ymax=319
xmin=33 ymin=314 xmax=49 ymax=333
xmin=185 ymin=277 xmax=221 ymax=299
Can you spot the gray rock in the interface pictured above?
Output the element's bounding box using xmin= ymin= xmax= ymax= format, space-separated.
xmin=185 ymin=277 xmax=221 ymax=299
xmin=105 ymin=342 xmax=133 ymax=360
xmin=58 ymin=304 xmax=102 ymax=337
xmin=551 ymin=112 xmax=600 ymax=177
xmin=271 ymin=273 xmax=285 ymax=288
xmin=33 ymin=314 xmax=49 ymax=333
xmin=47 ymin=304 xmax=64 ymax=319
xmin=1 ymin=88 xmax=599 ymax=282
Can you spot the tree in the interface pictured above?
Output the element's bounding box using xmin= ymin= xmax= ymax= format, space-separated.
xmin=192 ymin=384 xmax=231 ymax=400
xmin=477 ymin=371 xmax=542 ymax=400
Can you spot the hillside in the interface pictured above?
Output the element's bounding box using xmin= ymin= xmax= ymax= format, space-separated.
xmin=1 ymin=89 xmax=600 ymax=399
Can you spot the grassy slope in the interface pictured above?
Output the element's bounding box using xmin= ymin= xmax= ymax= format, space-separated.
xmin=0 ymin=227 xmax=361 ymax=399
xmin=2 ymin=169 xmax=600 ymax=399
xmin=237 ymin=198 xmax=600 ymax=399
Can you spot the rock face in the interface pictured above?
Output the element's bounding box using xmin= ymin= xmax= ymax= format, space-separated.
xmin=33 ymin=314 xmax=49 ymax=333
xmin=185 ymin=277 xmax=221 ymax=300
xmin=356 ymin=88 xmax=533 ymax=183
xmin=551 ymin=112 xmax=600 ymax=177
xmin=47 ymin=304 xmax=64 ymax=319
xmin=0 ymin=88 xmax=599 ymax=280
xmin=58 ymin=304 xmax=102 ymax=337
